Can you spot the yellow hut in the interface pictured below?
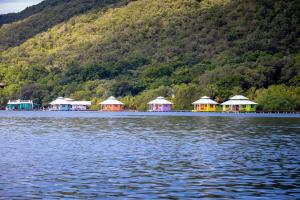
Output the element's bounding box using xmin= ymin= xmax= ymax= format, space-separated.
xmin=192 ymin=96 xmax=218 ymax=112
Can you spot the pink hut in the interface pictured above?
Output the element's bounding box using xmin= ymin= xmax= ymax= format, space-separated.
xmin=148 ymin=97 xmax=173 ymax=112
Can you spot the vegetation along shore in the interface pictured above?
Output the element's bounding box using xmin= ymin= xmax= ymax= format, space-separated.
xmin=0 ymin=0 xmax=299 ymax=112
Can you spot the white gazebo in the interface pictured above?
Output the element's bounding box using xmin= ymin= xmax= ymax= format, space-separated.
xmin=192 ymin=96 xmax=218 ymax=112
xmin=49 ymin=97 xmax=91 ymax=111
xmin=99 ymin=96 xmax=124 ymax=111
xmin=221 ymin=95 xmax=257 ymax=112
xmin=147 ymin=96 xmax=173 ymax=112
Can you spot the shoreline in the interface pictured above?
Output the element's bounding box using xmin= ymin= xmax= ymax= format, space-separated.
xmin=3 ymin=109 xmax=300 ymax=114
xmin=0 ymin=110 xmax=299 ymax=118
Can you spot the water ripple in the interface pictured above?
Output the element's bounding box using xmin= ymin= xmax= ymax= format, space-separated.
xmin=0 ymin=112 xmax=299 ymax=199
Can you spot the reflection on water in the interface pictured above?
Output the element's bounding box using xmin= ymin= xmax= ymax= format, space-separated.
xmin=0 ymin=112 xmax=299 ymax=199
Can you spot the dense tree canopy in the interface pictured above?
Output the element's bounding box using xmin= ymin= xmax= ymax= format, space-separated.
xmin=0 ymin=0 xmax=299 ymax=111
xmin=0 ymin=0 xmax=130 ymax=50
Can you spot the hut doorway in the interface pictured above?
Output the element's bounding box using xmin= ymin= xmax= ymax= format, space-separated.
xmin=233 ymin=105 xmax=240 ymax=112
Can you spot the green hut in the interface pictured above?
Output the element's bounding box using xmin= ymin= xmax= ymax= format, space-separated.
xmin=221 ymin=95 xmax=257 ymax=112
xmin=6 ymin=100 xmax=34 ymax=110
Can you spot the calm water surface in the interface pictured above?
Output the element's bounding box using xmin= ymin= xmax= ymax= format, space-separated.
xmin=0 ymin=111 xmax=299 ymax=199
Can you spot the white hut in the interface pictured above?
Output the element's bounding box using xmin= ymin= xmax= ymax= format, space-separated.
xmin=49 ymin=97 xmax=91 ymax=111
xmin=49 ymin=97 xmax=72 ymax=111
xmin=100 ymin=96 xmax=124 ymax=111
xmin=192 ymin=96 xmax=218 ymax=112
xmin=148 ymin=96 xmax=173 ymax=112
xmin=221 ymin=95 xmax=257 ymax=112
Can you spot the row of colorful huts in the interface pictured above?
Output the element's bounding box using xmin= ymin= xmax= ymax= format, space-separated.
xmin=6 ymin=95 xmax=257 ymax=112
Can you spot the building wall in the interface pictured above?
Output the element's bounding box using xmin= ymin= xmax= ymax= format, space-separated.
xmin=194 ymin=104 xmax=217 ymax=112
xmin=71 ymin=105 xmax=88 ymax=111
xmin=222 ymin=105 xmax=256 ymax=112
xmin=149 ymin=104 xmax=172 ymax=112
xmin=7 ymin=103 xmax=33 ymax=110
xmin=102 ymin=104 xmax=124 ymax=111
xmin=51 ymin=104 xmax=72 ymax=111
xmin=245 ymin=105 xmax=256 ymax=112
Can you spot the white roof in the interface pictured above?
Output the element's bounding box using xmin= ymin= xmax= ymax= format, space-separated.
xmin=148 ymin=96 xmax=173 ymax=105
xmin=100 ymin=96 xmax=124 ymax=105
xmin=49 ymin=97 xmax=90 ymax=106
xmin=192 ymin=96 xmax=218 ymax=105
xmin=229 ymin=95 xmax=249 ymax=100
xmin=49 ymin=97 xmax=73 ymax=105
xmin=64 ymin=98 xmax=74 ymax=101
xmin=7 ymin=99 xmax=33 ymax=105
xmin=221 ymin=95 xmax=257 ymax=105
xmin=70 ymin=101 xmax=91 ymax=106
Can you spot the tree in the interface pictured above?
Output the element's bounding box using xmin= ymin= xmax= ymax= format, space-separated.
xmin=255 ymin=85 xmax=300 ymax=111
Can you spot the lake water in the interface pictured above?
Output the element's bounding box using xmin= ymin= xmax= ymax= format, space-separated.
xmin=0 ymin=111 xmax=299 ymax=199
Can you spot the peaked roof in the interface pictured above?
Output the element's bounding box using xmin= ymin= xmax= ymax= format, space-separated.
xmin=49 ymin=97 xmax=73 ymax=105
xmin=229 ymin=95 xmax=249 ymax=100
xmin=100 ymin=96 xmax=124 ymax=105
xmin=221 ymin=95 xmax=257 ymax=105
xmin=192 ymin=96 xmax=218 ymax=105
xmin=49 ymin=97 xmax=91 ymax=106
xmin=71 ymin=101 xmax=92 ymax=106
xmin=148 ymin=96 xmax=173 ymax=105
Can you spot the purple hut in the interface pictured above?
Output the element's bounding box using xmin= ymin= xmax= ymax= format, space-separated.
xmin=147 ymin=97 xmax=173 ymax=112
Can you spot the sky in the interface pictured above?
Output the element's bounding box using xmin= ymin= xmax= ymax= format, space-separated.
xmin=0 ymin=0 xmax=43 ymax=14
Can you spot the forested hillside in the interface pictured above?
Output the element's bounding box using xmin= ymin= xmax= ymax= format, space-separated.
xmin=0 ymin=0 xmax=299 ymax=111
xmin=0 ymin=0 xmax=130 ymax=50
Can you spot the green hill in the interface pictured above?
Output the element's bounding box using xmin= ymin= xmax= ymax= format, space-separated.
xmin=0 ymin=0 xmax=299 ymax=111
xmin=0 ymin=0 xmax=130 ymax=50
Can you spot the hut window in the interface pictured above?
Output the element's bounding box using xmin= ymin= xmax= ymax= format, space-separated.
xmin=210 ymin=105 xmax=213 ymax=108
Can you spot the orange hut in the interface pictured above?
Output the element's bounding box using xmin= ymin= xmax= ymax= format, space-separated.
xmin=100 ymin=96 xmax=124 ymax=111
